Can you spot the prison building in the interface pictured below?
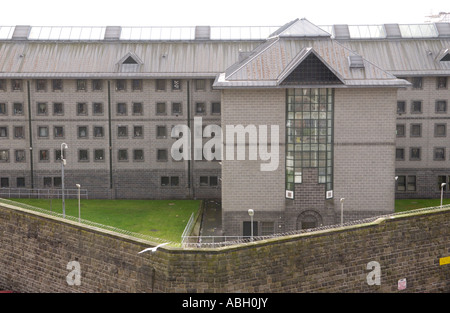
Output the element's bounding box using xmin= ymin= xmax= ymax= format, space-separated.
xmin=0 ymin=19 xmax=449 ymax=236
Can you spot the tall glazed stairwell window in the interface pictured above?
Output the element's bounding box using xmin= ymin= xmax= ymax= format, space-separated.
xmin=286 ymin=88 xmax=334 ymax=198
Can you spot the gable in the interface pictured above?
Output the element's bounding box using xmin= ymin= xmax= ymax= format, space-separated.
xmin=280 ymin=52 xmax=343 ymax=85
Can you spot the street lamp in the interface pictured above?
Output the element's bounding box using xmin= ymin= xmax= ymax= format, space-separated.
xmin=441 ymin=183 xmax=446 ymax=208
xmin=76 ymin=184 xmax=81 ymax=222
xmin=248 ymin=209 xmax=254 ymax=241
xmin=340 ymin=198 xmax=345 ymax=226
xmin=60 ymin=143 xmax=68 ymax=218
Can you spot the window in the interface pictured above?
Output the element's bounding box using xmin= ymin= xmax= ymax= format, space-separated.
xmin=16 ymin=177 xmax=25 ymax=188
xmin=195 ymin=102 xmax=205 ymax=114
xmin=410 ymin=147 xmax=421 ymax=160
xmin=13 ymin=103 xmax=23 ymax=115
xmin=132 ymin=102 xmax=143 ymax=115
xmin=0 ymin=103 xmax=6 ymax=115
xmin=14 ymin=126 xmax=24 ymax=139
xmin=1 ymin=177 xmax=9 ymax=188
xmin=156 ymin=79 xmax=166 ymax=91
xmin=52 ymin=79 xmax=63 ymax=91
xmin=93 ymin=102 xmax=103 ymax=115
xmin=55 ymin=150 xmax=63 ymax=161
xmin=44 ymin=177 xmax=52 ymax=188
xmin=172 ymin=102 xmax=182 ymax=115
xmin=116 ymin=79 xmax=126 ymax=91
xmin=410 ymin=124 xmax=421 ymax=137
xmin=39 ymin=150 xmax=49 ymax=161
xmin=36 ymin=79 xmax=47 ymax=91
xmin=53 ymin=102 xmax=64 ymax=115
xmin=0 ymin=79 xmax=6 ymax=91
xmin=0 ymin=150 xmax=9 ymax=162
xmin=12 ymin=80 xmax=22 ymax=91
xmin=77 ymin=79 xmax=87 ymax=91
xmin=396 ymin=124 xmax=405 ymax=137
xmin=157 ymin=126 xmax=167 ymax=138
xmin=118 ymin=149 xmax=128 ymax=161
xmin=261 ymin=222 xmax=274 ymax=236
xmin=133 ymin=149 xmax=144 ymax=161
xmin=436 ymin=100 xmax=447 ymax=113
xmin=199 ymin=176 xmax=218 ymax=186
xmin=93 ymin=126 xmax=104 ymax=138
xmin=132 ymin=79 xmax=142 ymax=91
xmin=156 ymin=102 xmax=166 ymax=115
xmin=411 ymin=77 xmax=422 ymax=89
xmin=211 ymin=102 xmax=221 ymax=115
xmin=195 ymin=79 xmax=205 ymax=91
xmin=133 ymin=126 xmax=143 ymax=138
xmin=54 ymin=126 xmax=64 ymax=138
xmin=53 ymin=177 xmax=62 ymax=187
xmin=396 ymin=148 xmax=405 ymax=161
xmin=434 ymin=147 xmax=446 ymax=161
xmin=38 ymin=126 xmax=48 ymax=138
xmin=397 ymin=175 xmax=416 ymax=192
xmin=117 ymin=103 xmax=127 ymax=115
xmin=411 ymin=101 xmax=422 ymax=114
xmin=397 ymin=101 xmax=406 ymax=114
xmin=37 ymin=102 xmax=47 ymax=115
xmin=77 ymin=102 xmax=88 ymax=115
xmin=78 ymin=149 xmax=89 ymax=162
xmin=407 ymin=176 xmax=416 ymax=191
xmin=78 ymin=126 xmax=88 ymax=138
xmin=94 ymin=149 xmax=104 ymax=161
xmin=157 ymin=149 xmax=168 ymax=161
xmin=172 ymin=79 xmax=181 ymax=91
xmin=435 ymin=124 xmax=446 ymax=137
xmin=161 ymin=176 xmax=179 ymax=186
xmin=437 ymin=77 xmax=447 ymax=89
xmin=438 ymin=176 xmax=448 ymax=191
xmin=118 ymin=126 xmax=128 ymax=138
xmin=15 ymin=150 xmax=25 ymax=162
xmin=0 ymin=126 xmax=8 ymax=138
xmin=92 ymin=79 xmax=103 ymax=91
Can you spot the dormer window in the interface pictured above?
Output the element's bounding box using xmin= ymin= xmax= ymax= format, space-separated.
xmin=117 ymin=52 xmax=143 ymax=72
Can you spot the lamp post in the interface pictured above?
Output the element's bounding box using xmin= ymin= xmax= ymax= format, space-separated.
xmin=340 ymin=198 xmax=345 ymax=226
xmin=248 ymin=209 xmax=254 ymax=241
xmin=60 ymin=143 xmax=68 ymax=218
xmin=76 ymin=184 xmax=81 ymax=222
xmin=441 ymin=183 xmax=446 ymax=208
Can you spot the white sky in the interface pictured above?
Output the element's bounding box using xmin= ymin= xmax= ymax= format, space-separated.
xmin=1 ymin=0 xmax=449 ymax=26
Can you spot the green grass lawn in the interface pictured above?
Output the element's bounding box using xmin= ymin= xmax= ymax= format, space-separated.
xmin=9 ymin=198 xmax=201 ymax=243
xmin=395 ymin=198 xmax=450 ymax=212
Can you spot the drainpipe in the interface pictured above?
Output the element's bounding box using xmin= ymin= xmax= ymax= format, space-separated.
xmin=26 ymin=81 xmax=34 ymax=189
xmin=107 ymin=81 xmax=113 ymax=191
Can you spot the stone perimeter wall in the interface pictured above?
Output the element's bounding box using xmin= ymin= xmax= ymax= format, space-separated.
xmin=0 ymin=203 xmax=449 ymax=293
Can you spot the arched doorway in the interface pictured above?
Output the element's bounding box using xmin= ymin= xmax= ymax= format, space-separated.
xmin=296 ymin=210 xmax=323 ymax=230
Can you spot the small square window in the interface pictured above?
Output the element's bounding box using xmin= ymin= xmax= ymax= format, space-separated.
xmin=132 ymin=79 xmax=142 ymax=91
xmin=434 ymin=147 xmax=446 ymax=161
xmin=156 ymin=102 xmax=166 ymax=115
xmin=36 ymin=79 xmax=47 ymax=91
xmin=92 ymin=80 xmax=103 ymax=91
xmin=396 ymin=124 xmax=405 ymax=137
xmin=12 ymin=80 xmax=22 ymax=91
xmin=55 ymin=149 xmax=63 ymax=161
xmin=172 ymin=102 xmax=182 ymax=115
xmin=410 ymin=147 xmax=421 ymax=160
xmin=410 ymin=124 xmax=421 ymax=137
xmin=195 ymin=102 xmax=205 ymax=114
xmin=93 ymin=126 xmax=104 ymax=138
xmin=94 ymin=149 xmax=104 ymax=161
xmin=93 ymin=102 xmax=103 ymax=115
xmin=78 ymin=126 xmax=88 ymax=138
xmin=133 ymin=149 xmax=144 ymax=161
xmin=211 ymin=102 xmax=221 ymax=114
xmin=38 ymin=126 xmax=48 ymax=138
xmin=15 ymin=150 xmax=25 ymax=162
xmin=118 ymin=126 xmax=128 ymax=138
xmin=78 ymin=149 xmax=89 ymax=162
xmin=39 ymin=150 xmax=49 ymax=161
xmin=0 ymin=103 xmax=6 ymax=115
xmin=52 ymin=79 xmax=63 ymax=91
xmin=0 ymin=126 xmax=8 ymax=138
xmin=199 ymin=176 xmax=209 ymax=186
xmin=437 ymin=77 xmax=447 ymax=89
xmin=54 ymin=126 xmax=64 ymax=138
xmin=77 ymin=102 xmax=88 ymax=115
xmin=0 ymin=80 xmax=6 ymax=91
xmin=116 ymin=79 xmax=126 ymax=91
xmin=435 ymin=124 xmax=446 ymax=137
xmin=171 ymin=176 xmax=179 ymax=186
xmin=133 ymin=126 xmax=143 ymax=138
xmin=53 ymin=177 xmax=62 ymax=187
xmin=14 ymin=126 xmax=24 ymax=139
xmin=172 ymin=79 xmax=181 ymax=91
xmin=157 ymin=149 xmax=168 ymax=161
xmin=436 ymin=100 xmax=447 ymax=113
xmin=412 ymin=77 xmax=422 ymax=89
xmin=0 ymin=150 xmax=9 ymax=162
xmin=407 ymin=176 xmax=416 ymax=191
xmin=17 ymin=177 xmax=25 ymax=188
xmin=117 ymin=103 xmax=127 ymax=115
xmin=411 ymin=101 xmax=422 ymax=114
xmin=397 ymin=101 xmax=406 ymax=114
xmin=44 ymin=177 xmax=52 ymax=188
xmin=157 ymin=126 xmax=167 ymax=138
xmin=209 ymin=176 xmax=218 ymax=186
xmin=1 ymin=177 xmax=9 ymax=188
xmin=53 ymin=102 xmax=64 ymax=115
xmin=37 ymin=102 xmax=48 ymax=115
xmin=161 ymin=176 xmax=170 ymax=186
xmin=438 ymin=176 xmax=447 ymax=191
xmin=77 ymin=79 xmax=87 ymax=91
xmin=195 ymin=79 xmax=205 ymax=91
xmin=132 ymin=102 xmax=143 ymax=115
xmin=13 ymin=103 xmax=23 ymax=115
xmin=118 ymin=149 xmax=128 ymax=161
xmin=156 ymin=79 xmax=166 ymax=91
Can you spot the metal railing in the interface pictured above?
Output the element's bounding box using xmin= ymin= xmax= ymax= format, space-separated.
xmin=182 ymin=204 xmax=450 ymax=248
xmin=0 ymin=188 xmax=88 ymax=199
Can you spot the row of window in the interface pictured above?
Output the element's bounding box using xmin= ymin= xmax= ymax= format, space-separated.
xmin=0 ymin=101 xmax=221 ymax=116
xmin=0 ymin=148 xmax=213 ymax=163
xmin=396 ymin=123 xmax=448 ymax=138
xmin=0 ymin=124 xmax=190 ymax=139
xmin=396 ymin=147 xmax=450 ymax=161
xmin=0 ymin=175 xmax=220 ymax=188
xmin=396 ymin=175 xmax=450 ymax=193
xmin=397 ymin=100 xmax=448 ymax=114
xmin=0 ymin=79 xmax=215 ymax=92
xmin=400 ymin=77 xmax=448 ymax=90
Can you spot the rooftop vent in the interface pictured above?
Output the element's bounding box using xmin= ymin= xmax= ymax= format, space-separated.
xmin=195 ymin=26 xmax=210 ymax=40
xmin=333 ymin=25 xmax=350 ymax=39
xmin=435 ymin=23 xmax=450 ymax=37
xmin=348 ymin=55 xmax=365 ymax=68
xmin=12 ymin=25 xmax=31 ymax=40
xmin=384 ymin=24 xmax=402 ymax=38
xmin=104 ymin=26 xmax=122 ymax=40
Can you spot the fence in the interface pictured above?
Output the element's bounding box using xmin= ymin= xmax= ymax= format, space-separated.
xmin=0 ymin=188 xmax=88 ymax=199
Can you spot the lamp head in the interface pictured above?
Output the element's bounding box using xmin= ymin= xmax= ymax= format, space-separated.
xmin=248 ymin=209 xmax=254 ymax=217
